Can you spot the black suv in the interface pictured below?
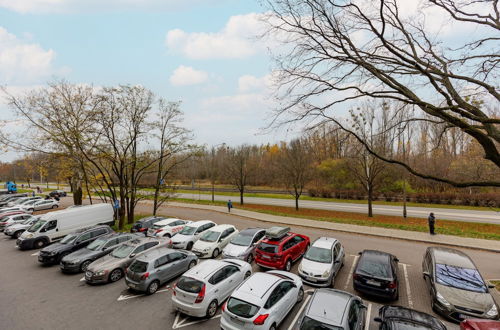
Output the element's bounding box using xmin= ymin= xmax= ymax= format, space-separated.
xmin=38 ymin=225 xmax=113 ymax=265
xmin=130 ymin=216 xmax=166 ymax=233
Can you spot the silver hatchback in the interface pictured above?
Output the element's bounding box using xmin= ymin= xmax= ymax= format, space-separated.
xmin=125 ymin=247 xmax=198 ymax=295
xmin=222 ymin=227 xmax=266 ymax=263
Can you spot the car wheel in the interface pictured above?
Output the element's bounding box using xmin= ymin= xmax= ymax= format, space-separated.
xmin=52 ymin=205 xmax=58 ymax=209
xmin=34 ymin=239 xmax=46 ymax=249
xmin=186 ymin=242 xmax=193 ymax=250
xmin=206 ymin=300 xmax=218 ymax=318
xmin=165 ymin=234 xmax=171 ymax=238
xmin=80 ymin=260 xmax=92 ymax=272
xmin=270 ymin=323 xmax=277 ymax=330
xmin=188 ymin=260 xmax=196 ymax=269
xmin=28 ymin=208 xmax=34 ymax=213
xmin=212 ymin=248 xmax=220 ymax=259
xmin=297 ymin=287 xmax=304 ymax=303
xmin=244 ymin=271 xmax=251 ymax=279
xmin=146 ymin=280 xmax=160 ymax=295
xmin=285 ymin=259 xmax=292 ymax=272
xmin=109 ymin=269 xmax=123 ymax=282
xmin=14 ymin=231 xmax=23 ymax=239
xmin=246 ymin=254 xmax=253 ymax=264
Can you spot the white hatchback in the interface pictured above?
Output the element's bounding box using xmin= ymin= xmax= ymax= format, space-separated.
xmin=192 ymin=224 xmax=239 ymax=259
xmin=148 ymin=218 xmax=192 ymax=238
xmin=171 ymin=220 xmax=216 ymax=250
xmin=220 ymin=271 xmax=304 ymax=330
xmin=172 ymin=259 xmax=252 ymax=318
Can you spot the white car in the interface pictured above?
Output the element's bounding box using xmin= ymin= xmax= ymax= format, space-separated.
xmin=220 ymin=270 xmax=304 ymax=330
xmin=192 ymin=224 xmax=239 ymax=259
xmin=4 ymin=216 xmax=40 ymax=238
xmin=148 ymin=218 xmax=192 ymax=238
xmin=172 ymin=259 xmax=252 ymax=318
xmin=7 ymin=196 xmax=42 ymax=207
xmin=0 ymin=213 xmax=35 ymax=232
xmin=171 ymin=220 xmax=216 ymax=250
xmin=21 ymin=199 xmax=59 ymax=213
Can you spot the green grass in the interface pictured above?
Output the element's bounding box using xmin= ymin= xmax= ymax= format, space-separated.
xmin=111 ymin=214 xmax=151 ymax=232
xmin=490 ymin=280 xmax=500 ymax=292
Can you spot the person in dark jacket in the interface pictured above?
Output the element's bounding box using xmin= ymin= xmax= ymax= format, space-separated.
xmin=428 ymin=212 xmax=436 ymax=235
xmin=227 ymin=200 xmax=233 ymax=213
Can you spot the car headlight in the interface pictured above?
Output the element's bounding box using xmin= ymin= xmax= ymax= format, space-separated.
xmin=486 ymin=304 xmax=498 ymax=317
xmin=95 ymin=270 xmax=106 ymax=276
xmin=49 ymin=252 xmax=57 ymax=256
xmin=322 ymin=270 xmax=331 ymax=278
xmin=203 ymin=248 xmax=210 ymax=252
xmin=25 ymin=233 xmax=33 ymax=239
xmin=436 ymin=292 xmax=451 ymax=307
xmin=298 ymin=263 xmax=303 ymax=273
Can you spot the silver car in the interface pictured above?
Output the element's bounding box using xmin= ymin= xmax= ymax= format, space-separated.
xmin=4 ymin=216 xmax=40 ymax=238
xmin=222 ymin=227 xmax=266 ymax=263
xmin=22 ymin=199 xmax=59 ymax=213
xmin=295 ymin=289 xmax=366 ymax=330
xmin=0 ymin=214 xmax=35 ymax=232
xmin=298 ymin=237 xmax=345 ymax=287
xmin=125 ymin=247 xmax=198 ymax=295
xmin=7 ymin=196 xmax=42 ymax=207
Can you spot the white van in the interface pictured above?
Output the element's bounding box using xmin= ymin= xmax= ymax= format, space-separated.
xmin=16 ymin=204 xmax=114 ymax=250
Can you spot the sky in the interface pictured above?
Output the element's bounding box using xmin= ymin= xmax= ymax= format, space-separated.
xmin=0 ymin=0 xmax=294 ymax=161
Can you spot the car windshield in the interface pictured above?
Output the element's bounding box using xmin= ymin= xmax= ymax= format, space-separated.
xmin=28 ymin=220 xmax=45 ymax=232
xmin=13 ymin=199 xmax=27 ymax=204
xmin=152 ymin=223 xmax=164 ymax=230
xmin=357 ymin=256 xmax=391 ymax=279
xmin=300 ymin=316 xmax=342 ymax=330
xmin=87 ymin=238 xmax=108 ymax=251
xmin=110 ymin=244 xmax=135 ymax=258
xmin=177 ymin=277 xmax=204 ymax=293
xmin=179 ymin=226 xmax=196 ymax=235
xmin=23 ymin=218 xmax=36 ymax=225
xmin=200 ymin=230 xmax=220 ymax=242
xmin=230 ymin=233 xmax=253 ymax=246
xmin=60 ymin=234 xmax=77 ymax=244
xmin=227 ymin=297 xmax=260 ymax=318
xmin=435 ymin=264 xmax=487 ymax=293
xmin=258 ymin=242 xmax=278 ymax=253
xmin=129 ymin=260 xmax=148 ymax=273
xmin=305 ymin=247 xmax=333 ymax=263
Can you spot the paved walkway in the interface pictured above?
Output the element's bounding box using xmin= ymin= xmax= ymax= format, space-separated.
xmin=152 ymin=201 xmax=500 ymax=253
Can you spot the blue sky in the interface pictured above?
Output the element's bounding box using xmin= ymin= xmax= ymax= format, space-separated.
xmin=0 ymin=0 xmax=294 ymax=161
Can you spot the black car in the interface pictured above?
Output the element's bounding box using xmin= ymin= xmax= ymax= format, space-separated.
xmin=60 ymin=232 xmax=136 ymax=273
xmin=130 ymin=216 xmax=166 ymax=233
xmin=38 ymin=225 xmax=113 ymax=265
xmin=374 ymin=306 xmax=447 ymax=330
xmin=49 ymin=190 xmax=67 ymax=198
xmin=353 ymin=250 xmax=400 ymax=300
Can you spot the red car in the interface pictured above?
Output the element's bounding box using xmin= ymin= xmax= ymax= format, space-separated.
xmin=255 ymin=227 xmax=310 ymax=271
xmin=0 ymin=210 xmax=25 ymax=219
xmin=461 ymin=319 xmax=500 ymax=330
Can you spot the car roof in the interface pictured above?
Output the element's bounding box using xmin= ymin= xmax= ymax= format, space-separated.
xmin=312 ymin=237 xmax=337 ymax=249
xmin=232 ymin=272 xmax=284 ymax=306
xmin=72 ymin=225 xmax=110 ymax=234
xmin=135 ymin=247 xmax=177 ymax=261
xmin=154 ymin=218 xmax=182 ymax=226
xmin=187 ymin=220 xmax=214 ymax=227
xmin=208 ymin=224 xmax=234 ymax=232
xmin=184 ymin=259 xmax=235 ymax=280
xmin=262 ymin=232 xmax=294 ymax=245
xmin=138 ymin=216 xmax=165 ymax=223
xmin=360 ymin=250 xmax=392 ymax=263
xmin=428 ymin=247 xmax=475 ymax=268
xmin=122 ymin=237 xmax=159 ymax=246
xmin=239 ymin=228 xmax=264 ymax=235
xmin=306 ymin=289 xmax=354 ymax=326
xmin=381 ymin=306 xmax=445 ymax=329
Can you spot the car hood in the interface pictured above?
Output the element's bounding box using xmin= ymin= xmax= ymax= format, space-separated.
xmin=6 ymin=223 xmax=28 ymax=231
xmin=41 ymin=242 xmax=72 ymax=254
xmin=223 ymin=243 xmax=249 ymax=256
xmin=193 ymin=239 xmax=215 ymax=251
xmin=300 ymin=258 xmax=332 ymax=275
xmin=63 ymin=248 xmax=102 ymax=263
xmin=87 ymin=254 xmax=126 ymax=272
xmin=172 ymin=234 xmax=193 ymax=243
xmin=436 ymin=284 xmax=495 ymax=312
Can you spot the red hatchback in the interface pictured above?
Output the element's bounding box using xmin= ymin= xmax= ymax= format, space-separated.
xmin=255 ymin=228 xmax=310 ymax=271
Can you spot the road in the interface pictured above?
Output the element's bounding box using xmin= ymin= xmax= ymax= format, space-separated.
xmin=0 ymin=198 xmax=498 ymax=329
xmin=177 ymin=192 xmax=500 ymax=224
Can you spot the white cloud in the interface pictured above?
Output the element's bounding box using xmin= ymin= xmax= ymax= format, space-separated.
xmin=0 ymin=27 xmax=57 ymax=84
xmin=238 ymin=73 xmax=275 ymax=93
xmin=169 ymin=65 xmax=208 ymax=86
xmin=166 ymin=13 xmax=269 ymax=60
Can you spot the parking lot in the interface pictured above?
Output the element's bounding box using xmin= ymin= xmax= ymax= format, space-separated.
xmin=1 ymin=202 xmax=498 ymax=329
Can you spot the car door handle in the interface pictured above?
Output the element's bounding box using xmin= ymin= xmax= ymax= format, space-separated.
xmin=214 ymin=289 xmax=219 ymax=293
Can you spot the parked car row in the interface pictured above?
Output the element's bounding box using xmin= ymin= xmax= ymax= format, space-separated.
xmin=0 ymin=194 xmax=59 ymax=214
xmin=4 ymin=203 xmax=498 ymax=329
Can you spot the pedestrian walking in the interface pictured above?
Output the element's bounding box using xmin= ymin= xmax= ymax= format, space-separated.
xmin=227 ymin=200 xmax=233 ymax=213
xmin=32 ymin=191 xmax=35 ymax=197
xmin=113 ymin=199 xmax=120 ymax=221
xmin=428 ymin=212 xmax=436 ymax=235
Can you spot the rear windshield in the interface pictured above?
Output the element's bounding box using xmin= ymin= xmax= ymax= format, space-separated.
xmin=258 ymin=242 xmax=278 ymax=254
xmin=129 ymin=260 xmax=148 ymax=273
xmin=357 ymin=256 xmax=391 ymax=279
xmin=389 ymin=321 xmax=431 ymax=330
xmin=300 ymin=316 xmax=342 ymax=330
xmin=227 ymin=297 xmax=260 ymax=318
xmin=177 ymin=277 xmax=204 ymax=293
xmin=435 ymin=264 xmax=487 ymax=293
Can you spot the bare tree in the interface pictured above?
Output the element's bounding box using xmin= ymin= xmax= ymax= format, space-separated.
xmin=225 ymin=145 xmax=261 ymax=205
xmin=264 ymin=0 xmax=500 ymax=187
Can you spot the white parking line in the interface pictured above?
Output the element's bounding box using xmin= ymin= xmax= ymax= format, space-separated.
xmin=402 ymin=264 xmax=413 ymax=308
xmin=117 ymin=287 xmax=171 ymax=301
xmin=344 ymin=255 xmax=359 ymax=290
xmin=172 ymin=312 xmax=221 ymax=329
xmin=287 ymin=294 xmax=312 ymax=330
xmin=364 ymin=303 xmax=372 ymax=330
xmin=79 ymin=277 xmax=85 ymax=282
xmin=31 ymin=252 xmax=39 ymax=256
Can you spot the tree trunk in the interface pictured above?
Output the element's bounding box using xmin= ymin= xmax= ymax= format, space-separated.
xmin=73 ymin=185 xmax=83 ymax=205
xmin=153 ymin=185 xmax=160 ymax=216
xmin=367 ymin=188 xmax=373 ymax=217
xmin=295 ymin=195 xmax=299 ymax=211
xmin=240 ymin=188 xmax=244 ymax=205
xmin=118 ymin=194 xmax=126 ymax=230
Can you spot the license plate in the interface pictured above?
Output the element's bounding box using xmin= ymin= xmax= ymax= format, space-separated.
xmin=366 ymin=279 xmax=381 ymax=287
xmin=230 ymin=316 xmax=245 ymax=326
xmin=459 ymin=314 xmax=473 ymax=320
xmin=307 ymin=277 xmax=317 ymax=282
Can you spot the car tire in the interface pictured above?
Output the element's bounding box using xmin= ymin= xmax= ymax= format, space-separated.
xmin=52 ymin=205 xmax=58 ymax=209
xmin=206 ymin=300 xmax=218 ymax=318
xmin=285 ymin=259 xmax=292 ymax=272
xmin=28 ymin=208 xmax=34 ymax=213
xmin=165 ymin=234 xmax=171 ymax=238
xmin=186 ymin=242 xmax=193 ymax=250
xmin=80 ymin=260 xmax=92 ymax=272
xmin=212 ymin=248 xmax=220 ymax=259
xmin=246 ymin=254 xmax=253 ymax=264
xmin=34 ymin=239 xmax=46 ymax=249
xmin=146 ymin=280 xmax=160 ymax=295
xmin=188 ymin=260 xmax=196 ymax=269
xmin=270 ymin=323 xmax=277 ymax=330
xmin=109 ymin=269 xmax=123 ymax=282
xmin=297 ymin=287 xmax=304 ymax=303
xmin=14 ymin=231 xmax=23 ymax=239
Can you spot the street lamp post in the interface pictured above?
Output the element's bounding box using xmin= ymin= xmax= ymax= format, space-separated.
xmin=401 ymin=127 xmax=407 ymax=219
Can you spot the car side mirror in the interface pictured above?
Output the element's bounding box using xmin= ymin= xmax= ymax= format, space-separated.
xmin=130 ymin=253 xmax=136 ymax=258
xmin=394 ymin=258 xmax=400 ymax=263
xmin=358 ymin=251 xmax=362 ymax=255
xmin=374 ymin=317 xmax=383 ymax=323
xmin=423 ymin=271 xmax=430 ymax=278
xmin=219 ymin=238 xmax=223 ymax=242
xmin=488 ymin=284 xmax=495 ymax=289
xmin=334 ymin=260 xmax=340 ymax=264
xmin=102 ymin=247 xmax=107 ymax=251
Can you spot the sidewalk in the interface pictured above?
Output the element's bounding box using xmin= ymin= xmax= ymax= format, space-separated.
xmin=159 ymin=201 xmax=500 ymax=253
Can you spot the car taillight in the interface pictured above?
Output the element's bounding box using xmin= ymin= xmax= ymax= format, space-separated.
xmin=221 ymin=302 xmax=227 ymax=312
xmin=253 ymin=314 xmax=269 ymax=325
xmin=139 ymin=228 xmax=147 ymax=232
xmin=388 ymin=281 xmax=397 ymax=289
xmin=195 ymin=284 xmax=206 ymax=303
xmin=155 ymin=229 xmax=163 ymax=233
xmin=140 ymin=272 xmax=150 ymax=280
